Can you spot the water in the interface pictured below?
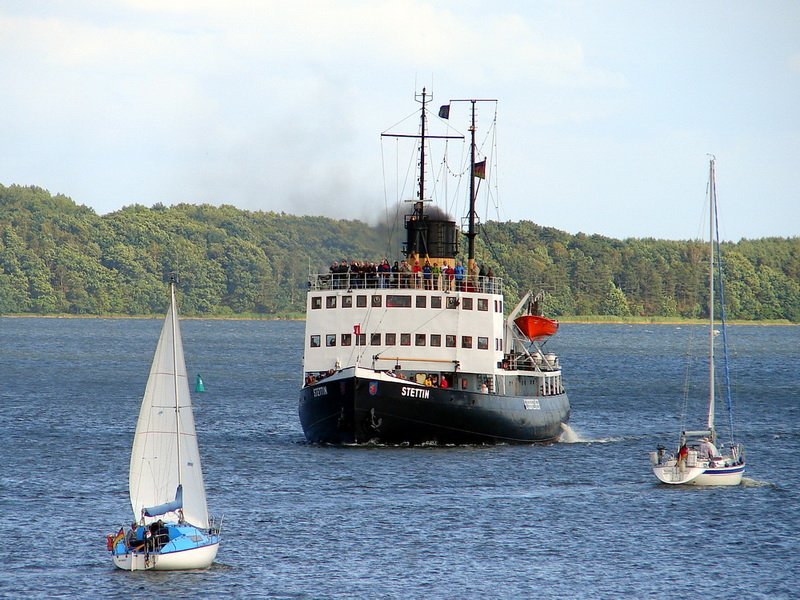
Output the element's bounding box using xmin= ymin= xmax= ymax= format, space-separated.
xmin=1 ymin=318 xmax=797 ymax=598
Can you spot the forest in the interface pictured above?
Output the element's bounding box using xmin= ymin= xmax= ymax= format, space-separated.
xmin=1 ymin=184 xmax=799 ymax=322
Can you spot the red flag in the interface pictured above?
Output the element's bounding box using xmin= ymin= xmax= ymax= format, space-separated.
xmin=473 ymin=160 xmax=486 ymax=179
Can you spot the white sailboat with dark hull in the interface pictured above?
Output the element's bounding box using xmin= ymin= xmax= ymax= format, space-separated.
xmin=651 ymin=158 xmax=745 ymax=485
xmin=107 ymin=276 xmax=221 ymax=569
xmin=299 ymin=90 xmax=570 ymax=445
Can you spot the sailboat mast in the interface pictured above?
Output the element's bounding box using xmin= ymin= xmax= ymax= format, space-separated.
xmin=170 ymin=276 xmax=183 ymax=489
xmin=707 ymin=158 xmax=716 ymax=436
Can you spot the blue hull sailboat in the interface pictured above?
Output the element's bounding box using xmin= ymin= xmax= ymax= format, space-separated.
xmin=107 ymin=276 xmax=221 ymax=569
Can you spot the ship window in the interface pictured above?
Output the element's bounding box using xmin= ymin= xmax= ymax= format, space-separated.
xmin=446 ymin=297 xmax=459 ymax=309
xmin=372 ymin=295 xmax=382 ymax=307
xmin=341 ymin=333 xmax=352 ymax=346
xmin=310 ymin=335 xmax=320 ymax=347
xmin=326 ymin=296 xmax=337 ymax=309
xmin=387 ymin=294 xmax=412 ymax=308
xmin=462 ymin=336 xmax=473 ymax=349
xmin=431 ymin=296 xmax=442 ymax=309
xmin=478 ymin=298 xmax=488 ymax=311
xmin=326 ymin=334 xmax=336 ymax=347
xmin=416 ymin=295 xmax=426 ymax=308
xmin=415 ymin=333 xmax=426 ymax=346
xmin=355 ymin=333 xmax=366 ymax=346
xmin=462 ymin=297 xmax=473 ymax=310
xmin=400 ymin=333 xmax=411 ymax=346
xmin=371 ymin=333 xmax=381 ymax=345
xmin=446 ymin=335 xmax=456 ymax=348
xmin=357 ymin=295 xmax=367 ymax=308
xmin=311 ymin=297 xmax=322 ymax=309
xmin=430 ymin=334 xmax=441 ymax=347
xmin=385 ymin=333 xmax=396 ymax=346
xmin=478 ymin=336 xmax=489 ymax=350
xmin=342 ymin=295 xmax=353 ymax=308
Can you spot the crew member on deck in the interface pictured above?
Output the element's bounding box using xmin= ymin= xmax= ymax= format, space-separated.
xmin=699 ymin=437 xmax=719 ymax=458
xmin=126 ymin=522 xmax=143 ymax=551
xmin=677 ymin=443 xmax=689 ymax=470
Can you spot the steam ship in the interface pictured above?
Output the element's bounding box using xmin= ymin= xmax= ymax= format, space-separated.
xmin=298 ymin=90 xmax=570 ymax=444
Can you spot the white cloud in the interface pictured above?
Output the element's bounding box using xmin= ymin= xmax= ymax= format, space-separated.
xmin=0 ymin=1 xmax=797 ymax=239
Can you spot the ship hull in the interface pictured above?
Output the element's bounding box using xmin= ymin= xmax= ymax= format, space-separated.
xmin=299 ymin=372 xmax=570 ymax=445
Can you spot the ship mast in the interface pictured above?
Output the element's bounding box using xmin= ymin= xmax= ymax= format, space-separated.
xmin=448 ymin=98 xmax=497 ymax=267
xmin=379 ymin=88 xmax=461 ymax=218
xmin=381 ymin=88 xmax=462 ymax=259
xmin=467 ymin=100 xmax=478 ymax=261
xmin=418 ymin=89 xmax=428 ymax=211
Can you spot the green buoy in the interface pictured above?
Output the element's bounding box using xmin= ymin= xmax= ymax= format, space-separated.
xmin=195 ymin=374 xmax=205 ymax=393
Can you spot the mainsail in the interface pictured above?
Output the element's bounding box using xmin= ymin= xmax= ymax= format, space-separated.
xmin=128 ymin=285 xmax=209 ymax=528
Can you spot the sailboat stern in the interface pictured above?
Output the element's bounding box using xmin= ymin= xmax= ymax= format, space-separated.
xmin=110 ymin=522 xmax=220 ymax=571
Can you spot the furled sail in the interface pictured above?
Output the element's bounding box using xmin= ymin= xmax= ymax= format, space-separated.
xmin=143 ymin=484 xmax=183 ymax=518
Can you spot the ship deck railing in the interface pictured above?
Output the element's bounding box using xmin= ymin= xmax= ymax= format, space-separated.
xmin=308 ymin=272 xmax=503 ymax=295
xmin=503 ymin=355 xmax=560 ymax=373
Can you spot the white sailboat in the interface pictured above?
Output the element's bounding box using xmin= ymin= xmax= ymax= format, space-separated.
xmin=651 ymin=158 xmax=745 ymax=486
xmin=107 ymin=276 xmax=221 ymax=570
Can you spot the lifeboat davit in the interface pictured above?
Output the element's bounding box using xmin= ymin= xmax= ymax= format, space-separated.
xmin=514 ymin=314 xmax=559 ymax=342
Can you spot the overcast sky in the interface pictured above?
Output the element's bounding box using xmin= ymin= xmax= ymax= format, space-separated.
xmin=1 ymin=1 xmax=798 ymax=241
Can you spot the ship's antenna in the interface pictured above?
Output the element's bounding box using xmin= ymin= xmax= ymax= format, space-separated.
xmin=381 ymin=87 xmax=463 ymax=222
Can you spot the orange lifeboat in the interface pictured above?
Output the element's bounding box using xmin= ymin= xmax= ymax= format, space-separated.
xmin=514 ymin=314 xmax=559 ymax=342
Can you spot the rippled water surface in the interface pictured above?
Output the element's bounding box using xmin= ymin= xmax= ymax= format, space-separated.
xmin=1 ymin=318 xmax=797 ymax=598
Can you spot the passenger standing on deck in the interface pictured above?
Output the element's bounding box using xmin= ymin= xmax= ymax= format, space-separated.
xmin=423 ymin=260 xmax=432 ymax=289
xmin=400 ymin=260 xmax=411 ymax=288
xmin=445 ymin=263 xmax=455 ymax=290
xmin=379 ymin=258 xmax=390 ymax=288
xmin=468 ymin=261 xmax=479 ymax=291
xmin=454 ymin=261 xmax=465 ymax=291
xmin=432 ymin=262 xmax=441 ymax=290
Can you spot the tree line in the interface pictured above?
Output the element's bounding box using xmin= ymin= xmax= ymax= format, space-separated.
xmin=1 ymin=184 xmax=798 ymax=321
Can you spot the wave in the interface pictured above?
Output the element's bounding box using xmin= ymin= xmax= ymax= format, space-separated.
xmin=559 ymin=423 xmax=625 ymax=444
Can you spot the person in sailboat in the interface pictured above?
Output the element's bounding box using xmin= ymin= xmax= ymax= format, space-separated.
xmin=699 ymin=437 xmax=719 ymax=459
xmin=677 ymin=442 xmax=689 ymax=470
xmin=147 ymin=519 xmax=169 ymax=551
xmin=126 ymin=522 xmax=143 ymax=551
